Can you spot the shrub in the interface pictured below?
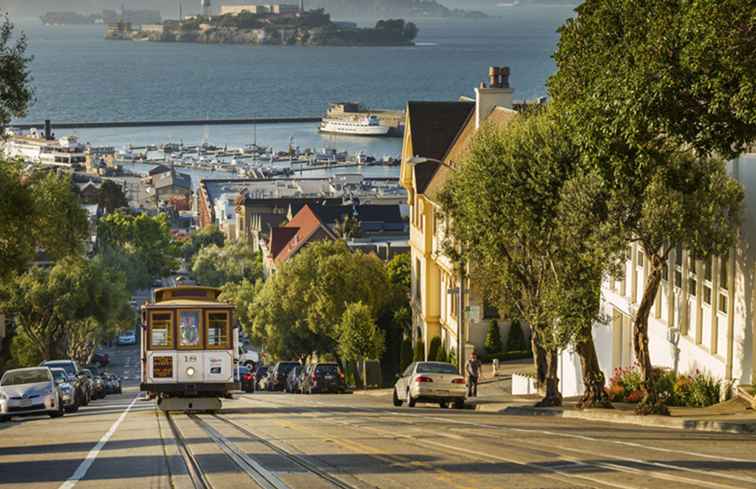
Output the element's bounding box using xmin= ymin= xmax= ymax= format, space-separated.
xmin=505 ymin=318 xmax=528 ymax=353
xmin=413 ymin=340 xmax=425 ymax=362
xmin=484 ymin=320 xmax=503 ymax=355
xmin=399 ymin=337 xmax=412 ymax=371
xmin=447 ymin=347 xmax=457 ymax=367
xmin=428 ymin=336 xmax=442 ymax=362
xmin=606 ymin=365 xmax=723 ymax=407
xmin=435 ymin=346 xmax=448 ymax=363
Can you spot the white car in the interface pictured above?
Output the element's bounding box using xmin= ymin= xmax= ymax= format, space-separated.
xmin=0 ymin=367 xmax=65 ymax=421
xmin=393 ymin=361 xmax=467 ymax=409
xmin=117 ymin=330 xmax=137 ymax=346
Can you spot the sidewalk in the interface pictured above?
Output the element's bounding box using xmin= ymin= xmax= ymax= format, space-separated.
xmin=354 ymin=359 xmax=756 ymax=434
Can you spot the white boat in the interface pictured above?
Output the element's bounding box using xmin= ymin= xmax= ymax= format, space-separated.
xmin=319 ymin=115 xmax=391 ymax=137
xmin=2 ymin=129 xmax=87 ymax=168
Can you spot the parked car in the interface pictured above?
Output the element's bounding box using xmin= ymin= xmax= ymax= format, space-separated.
xmin=285 ymin=365 xmax=304 ymax=393
xmin=50 ymin=368 xmax=78 ymax=413
xmin=238 ymin=343 xmax=259 ymax=367
xmin=393 ymin=361 xmax=466 ymax=409
xmin=40 ymin=360 xmax=89 ymax=407
xmin=92 ymin=351 xmax=110 ymax=367
xmin=117 ymin=330 xmax=137 ymax=346
xmin=301 ymin=363 xmax=347 ymax=394
xmin=102 ymin=373 xmax=122 ymax=394
xmin=267 ymin=361 xmax=300 ymax=391
xmin=239 ymin=366 xmax=255 ymax=393
xmin=80 ymin=369 xmax=105 ymax=400
xmin=0 ymin=367 xmax=65 ymax=421
xmin=255 ymin=366 xmax=270 ymax=391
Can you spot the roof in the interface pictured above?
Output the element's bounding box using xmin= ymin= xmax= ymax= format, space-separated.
xmin=269 ymin=227 xmax=299 ymax=258
xmin=274 ymin=205 xmax=334 ymax=264
xmin=413 ymin=160 xmax=441 ymax=194
xmin=406 ymin=101 xmax=475 ymax=161
xmin=149 ymin=164 xmax=172 ymax=176
xmin=152 ymin=171 xmax=192 ymax=190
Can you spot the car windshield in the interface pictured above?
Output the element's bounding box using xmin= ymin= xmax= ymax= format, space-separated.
xmin=416 ymin=363 xmax=458 ymax=374
xmin=81 ymin=369 xmax=93 ymax=378
xmin=278 ymin=363 xmax=298 ymax=374
xmin=1 ymin=369 xmax=51 ymax=386
xmin=51 ymin=370 xmax=67 ymax=383
xmin=43 ymin=362 xmax=75 ymax=376
xmin=315 ymin=365 xmax=339 ymax=375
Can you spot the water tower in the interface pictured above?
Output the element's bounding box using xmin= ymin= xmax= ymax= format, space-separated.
xmin=201 ymin=0 xmax=211 ymax=17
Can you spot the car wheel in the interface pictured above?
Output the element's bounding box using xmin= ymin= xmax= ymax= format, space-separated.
xmin=453 ymin=399 xmax=465 ymax=410
xmin=407 ymin=390 xmax=416 ymax=407
xmin=392 ymin=388 xmax=402 ymax=407
xmin=439 ymin=401 xmax=448 ymax=409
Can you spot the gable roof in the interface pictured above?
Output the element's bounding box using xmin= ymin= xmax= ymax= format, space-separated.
xmin=406 ymin=101 xmax=475 ymax=162
xmin=269 ymin=227 xmax=299 ymax=258
xmin=274 ymin=205 xmax=335 ymax=264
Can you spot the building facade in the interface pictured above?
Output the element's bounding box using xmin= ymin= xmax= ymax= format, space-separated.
xmin=400 ymin=67 xmax=525 ymax=363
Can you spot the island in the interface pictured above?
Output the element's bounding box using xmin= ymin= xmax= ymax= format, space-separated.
xmin=41 ymin=9 xmax=162 ymax=26
xmin=105 ymin=9 xmax=419 ymax=46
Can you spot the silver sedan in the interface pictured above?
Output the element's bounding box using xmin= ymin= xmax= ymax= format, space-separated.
xmin=0 ymin=367 xmax=65 ymax=422
xmin=393 ymin=361 xmax=467 ymax=409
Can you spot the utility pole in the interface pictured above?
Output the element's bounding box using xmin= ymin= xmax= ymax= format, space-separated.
xmin=449 ymin=266 xmax=468 ymax=376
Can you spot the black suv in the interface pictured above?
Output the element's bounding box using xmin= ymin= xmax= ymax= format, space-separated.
xmin=301 ymin=363 xmax=347 ymax=394
xmin=40 ymin=360 xmax=90 ymax=407
xmin=267 ymin=361 xmax=300 ymax=391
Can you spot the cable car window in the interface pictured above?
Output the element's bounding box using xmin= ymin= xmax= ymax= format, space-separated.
xmin=206 ymin=311 xmax=230 ymax=348
xmin=150 ymin=312 xmax=173 ymax=349
xmin=178 ymin=310 xmax=203 ymax=349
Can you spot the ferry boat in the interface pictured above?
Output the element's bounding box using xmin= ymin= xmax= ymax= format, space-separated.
xmin=319 ymin=115 xmax=391 ymax=137
xmin=2 ymin=129 xmax=87 ymax=169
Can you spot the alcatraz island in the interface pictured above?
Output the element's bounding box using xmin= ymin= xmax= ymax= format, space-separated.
xmin=105 ymin=5 xmax=419 ymax=47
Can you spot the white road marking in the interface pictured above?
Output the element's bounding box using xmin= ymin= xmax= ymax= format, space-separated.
xmin=57 ymin=395 xmax=139 ymax=489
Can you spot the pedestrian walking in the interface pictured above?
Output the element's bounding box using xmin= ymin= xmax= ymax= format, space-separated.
xmin=466 ymin=351 xmax=481 ymax=397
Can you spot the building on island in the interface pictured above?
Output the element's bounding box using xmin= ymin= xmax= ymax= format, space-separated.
xmin=400 ymin=66 xmax=527 ymax=365
xmin=220 ymin=3 xmax=300 ymax=16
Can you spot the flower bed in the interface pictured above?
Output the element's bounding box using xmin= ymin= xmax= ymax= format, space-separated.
xmin=607 ymin=366 xmax=722 ymax=408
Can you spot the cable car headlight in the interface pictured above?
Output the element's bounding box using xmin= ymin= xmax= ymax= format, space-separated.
xmin=186 ymin=367 xmax=195 ymax=377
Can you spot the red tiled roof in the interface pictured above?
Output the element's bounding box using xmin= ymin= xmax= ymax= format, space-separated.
xmin=274 ymin=205 xmax=334 ymax=264
xmin=269 ymin=227 xmax=298 ymax=259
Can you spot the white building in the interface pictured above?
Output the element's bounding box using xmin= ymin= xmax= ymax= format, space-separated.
xmin=554 ymin=153 xmax=756 ymax=397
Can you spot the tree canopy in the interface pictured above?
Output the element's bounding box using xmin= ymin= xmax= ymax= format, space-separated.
xmin=338 ymin=301 xmax=385 ymax=362
xmin=191 ymin=243 xmax=262 ymax=287
xmin=0 ymin=14 xmax=32 ymax=129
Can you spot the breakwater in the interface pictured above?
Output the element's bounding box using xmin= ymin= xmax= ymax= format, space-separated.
xmin=12 ymin=116 xmax=322 ymax=130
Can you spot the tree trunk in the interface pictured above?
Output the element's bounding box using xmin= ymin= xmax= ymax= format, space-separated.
xmin=536 ymin=348 xmax=562 ymax=407
xmin=575 ymin=337 xmax=612 ymax=409
xmin=531 ymin=330 xmax=548 ymax=394
xmin=633 ymin=255 xmax=669 ymax=415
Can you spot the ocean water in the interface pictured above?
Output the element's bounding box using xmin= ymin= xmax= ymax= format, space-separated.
xmin=14 ymin=6 xmax=575 ymax=125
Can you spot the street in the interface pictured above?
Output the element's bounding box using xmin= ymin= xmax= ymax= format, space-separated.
xmin=0 ymin=346 xmax=754 ymax=489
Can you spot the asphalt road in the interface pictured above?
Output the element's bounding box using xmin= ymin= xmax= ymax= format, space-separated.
xmin=2 ymin=346 xmax=756 ymax=489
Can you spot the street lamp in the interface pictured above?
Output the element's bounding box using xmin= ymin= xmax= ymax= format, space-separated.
xmin=405 ymin=156 xmax=467 ymax=374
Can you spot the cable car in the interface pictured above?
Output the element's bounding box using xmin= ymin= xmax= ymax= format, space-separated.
xmin=140 ymin=285 xmax=239 ymax=411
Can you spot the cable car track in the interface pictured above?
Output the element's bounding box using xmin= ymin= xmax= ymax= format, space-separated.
xmin=166 ymin=411 xmax=361 ymax=489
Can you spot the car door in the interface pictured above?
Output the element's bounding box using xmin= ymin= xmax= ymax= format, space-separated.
xmin=396 ymin=363 xmax=415 ymax=399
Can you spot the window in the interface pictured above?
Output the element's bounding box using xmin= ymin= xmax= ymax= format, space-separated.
xmin=675 ymin=270 xmax=682 ymax=288
xmin=206 ymin=311 xmax=230 ymax=348
xmin=637 ymin=250 xmax=644 ymax=267
xmin=705 ymin=258 xmax=712 ymax=282
xmin=688 ymin=278 xmax=696 ymax=297
xmin=150 ymin=312 xmax=173 ymax=349
xmin=704 ymin=286 xmax=712 ymax=304
xmin=177 ymin=310 xmax=202 ymax=349
xmin=719 ymin=294 xmax=728 ymax=314
xmin=675 ymin=245 xmax=683 ymax=266
xmin=719 ymin=254 xmax=728 ymax=290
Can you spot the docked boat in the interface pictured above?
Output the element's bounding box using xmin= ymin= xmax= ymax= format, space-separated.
xmin=319 ymin=114 xmax=391 ymax=137
xmin=2 ymin=129 xmax=87 ymax=169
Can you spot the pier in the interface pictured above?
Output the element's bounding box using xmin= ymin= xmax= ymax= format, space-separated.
xmin=11 ymin=116 xmax=322 ymax=130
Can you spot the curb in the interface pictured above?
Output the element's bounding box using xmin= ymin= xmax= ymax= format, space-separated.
xmin=476 ymin=404 xmax=756 ymax=434
xmin=351 ymin=389 xmax=392 ymax=397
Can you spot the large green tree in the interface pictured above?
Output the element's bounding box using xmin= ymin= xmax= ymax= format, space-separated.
xmin=1 ymin=257 xmax=132 ymax=364
xmin=97 ymin=210 xmax=179 ymax=290
xmin=0 ymin=164 xmax=89 ymax=279
xmin=338 ymin=301 xmax=386 ymax=362
xmin=96 ymin=179 xmax=129 ymax=214
xmin=549 ymin=0 xmax=752 ymax=413
xmin=191 ymin=243 xmax=262 ymax=287
xmin=0 ymin=14 xmax=33 ymax=130
xmin=441 ymin=109 xmax=615 ymax=407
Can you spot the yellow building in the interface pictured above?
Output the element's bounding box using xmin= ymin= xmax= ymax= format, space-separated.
xmin=400 ymin=66 xmax=520 ymax=366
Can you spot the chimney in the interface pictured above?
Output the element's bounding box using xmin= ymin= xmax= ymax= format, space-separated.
xmin=44 ymin=120 xmax=52 ymax=140
xmin=475 ymin=66 xmax=513 ymax=129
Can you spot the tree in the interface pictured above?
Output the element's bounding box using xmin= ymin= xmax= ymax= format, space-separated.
xmin=427 ymin=336 xmax=442 ymax=362
xmin=182 ymin=225 xmax=225 ymax=260
xmin=96 ymin=179 xmax=128 ymax=214
xmin=219 ymin=279 xmax=260 ymax=333
xmin=250 ymin=241 xmax=392 ymax=360
xmin=0 ymin=164 xmax=89 ymax=279
xmin=399 ymin=336 xmax=412 ymax=371
xmin=413 ymin=339 xmax=425 ymax=362
xmin=192 ymin=243 xmax=262 ymax=287
xmin=440 ymin=109 xmax=614 ymax=407
xmin=0 ymin=14 xmax=33 ymax=130
xmin=484 ymin=320 xmax=503 ymax=356
xmin=505 ymin=318 xmax=527 ymax=353
xmin=0 ymin=257 xmax=132 ymax=363
xmin=338 ymin=301 xmax=385 ymax=362
xmin=549 ymin=0 xmax=751 ymax=414
xmin=97 ymin=210 xmax=179 ymax=289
